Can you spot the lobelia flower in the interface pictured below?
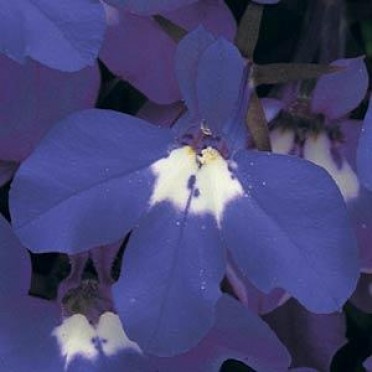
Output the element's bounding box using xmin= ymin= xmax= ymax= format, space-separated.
xmin=0 ymin=218 xmax=153 ymax=372
xmin=136 ymin=83 xmax=291 ymax=317
xmin=10 ymin=28 xmax=359 ymax=356
xmin=0 ymin=214 xmax=291 ymax=371
xmin=268 ymin=57 xmax=372 ymax=272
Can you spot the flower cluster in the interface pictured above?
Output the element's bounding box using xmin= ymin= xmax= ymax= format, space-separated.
xmin=1 ymin=0 xmax=372 ymax=371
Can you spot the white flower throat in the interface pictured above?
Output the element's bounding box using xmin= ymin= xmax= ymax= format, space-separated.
xmin=270 ymin=128 xmax=360 ymax=202
xmin=150 ymin=146 xmax=244 ymax=225
xmin=52 ymin=312 xmax=141 ymax=369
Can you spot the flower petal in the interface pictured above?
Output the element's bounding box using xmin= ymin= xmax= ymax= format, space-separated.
xmin=0 ymin=56 xmax=99 ymax=161
xmin=226 ymin=258 xmax=288 ymax=314
xmin=175 ymin=27 xmax=215 ymax=117
xmin=223 ymin=150 xmax=359 ymax=313
xmin=153 ymin=294 xmax=291 ymax=371
xmin=165 ymin=0 xmax=236 ymax=42
xmin=196 ymin=38 xmax=245 ymax=134
xmin=0 ymin=0 xmax=105 ymax=71
xmin=114 ymin=202 xmax=225 ymax=356
xmin=0 ymin=296 xmax=64 ymax=371
xmin=311 ymin=57 xmax=369 ymax=120
xmin=10 ymin=109 xmax=174 ymax=254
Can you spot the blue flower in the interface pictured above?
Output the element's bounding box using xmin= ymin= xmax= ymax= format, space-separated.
xmin=10 ymin=28 xmax=359 ymax=355
xmin=267 ymin=58 xmax=372 ymax=271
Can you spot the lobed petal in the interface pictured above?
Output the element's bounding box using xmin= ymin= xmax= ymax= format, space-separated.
xmin=175 ymin=27 xmax=215 ymax=117
xmin=311 ymin=57 xmax=369 ymax=120
xmin=223 ymin=150 xmax=359 ymax=313
xmin=196 ymin=38 xmax=245 ymax=134
xmin=10 ymin=109 xmax=175 ymax=254
xmin=114 ymin=202 xmax=225 ymax=356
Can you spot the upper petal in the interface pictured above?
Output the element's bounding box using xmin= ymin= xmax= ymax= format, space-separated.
xmin=10 ymin=109 xmax=175 ymax=254
xmin=196 ymin=38 xmax=245 ymax=134
xmin=222 ymin=150 xmax=359 ymax=313
xmin=175 ymin=27 xmax=215 ymax=117
xmin=311 ymin=57 xmax=369 ymax=120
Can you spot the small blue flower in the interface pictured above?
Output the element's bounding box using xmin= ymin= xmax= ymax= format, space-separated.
xmin=10 ymin=28 xmax=359 ymax=355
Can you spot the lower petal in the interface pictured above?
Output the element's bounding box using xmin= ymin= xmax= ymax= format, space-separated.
xmin=222 ymin=150 xmax=359 ymax=313
xmin=113 ymin=202 xmax=225 ymax=356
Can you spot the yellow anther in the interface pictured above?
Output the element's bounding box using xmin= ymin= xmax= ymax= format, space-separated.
xmin=198 ymin=147 xmax=220 ymax=165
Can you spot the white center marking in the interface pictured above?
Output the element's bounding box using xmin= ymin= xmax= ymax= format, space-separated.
xmin=96 ymin=312 xmax=142 ymax=357
xmin=52 ymin=312 xmax=141 ymax=369
xmin=303 ymin=133 xmax=360 ymax=201
xmin=150 ymin=146 xmax=244 ymax=225
xmin=52 ymin=314 xmax=97 ymax=368
xmin=270 ymin=128 xmax=295 ymax=154
xmin=271 ymin=129 xmax=360 ymax=202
